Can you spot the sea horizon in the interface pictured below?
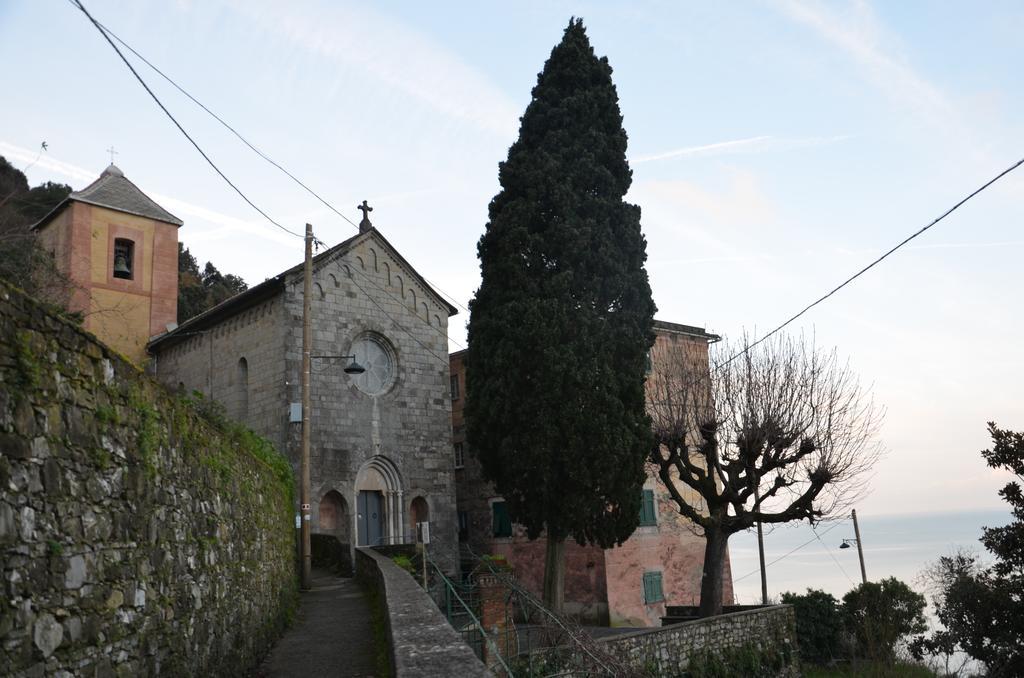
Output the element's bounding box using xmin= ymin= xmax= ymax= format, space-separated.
xmin=727 ymin=507 xmax=1011 ymax=605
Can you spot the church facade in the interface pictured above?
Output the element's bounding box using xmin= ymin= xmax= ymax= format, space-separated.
xmin=451 ymin=320 xmax=735 ymax=626
xmin=148 ymin=222 xmax=460 ymax=573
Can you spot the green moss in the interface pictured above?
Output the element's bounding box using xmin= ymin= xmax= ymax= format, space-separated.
xmin=96 ymin=404 xmax=120 ymax=426
xmin=178 ymin=391 xmax=295 ymax=506
xmin=392 ymin=555 xmax=416 ymax=575
xmin=89 ymin=445 xmax=111 ymax=469
xmin=13 ymin=330 xmax=41 ymax=391
xmin=47 ymin=540 xmax=63 ymax=556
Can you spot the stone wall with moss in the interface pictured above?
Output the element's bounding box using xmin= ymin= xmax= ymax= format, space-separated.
xmin=0 ymin=281 xmax=298 ymax=677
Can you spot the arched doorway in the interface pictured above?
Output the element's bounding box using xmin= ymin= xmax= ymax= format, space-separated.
xmin=410 ymin=496 xmax=429 ymax=542
xmin=354 ymin=456 xmax=404 ymax=546
xmin=318 ymin=490 xmax=349 ymax=544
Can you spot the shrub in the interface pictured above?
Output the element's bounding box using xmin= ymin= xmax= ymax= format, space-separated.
xmin=842 ymin=577 xmax=926 ymax=661
xmin=781 ymin=588 xmax=844 ymax=665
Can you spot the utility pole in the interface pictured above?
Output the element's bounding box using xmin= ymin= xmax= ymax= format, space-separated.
xmin=852 ymin=509 xmax=867 ymax=585
xmin=300 ymin=223 xmax=314 ymax=590
xmin=754 ymin=485 xmax=768 ymax=605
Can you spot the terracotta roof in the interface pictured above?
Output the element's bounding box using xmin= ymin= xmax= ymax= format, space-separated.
xmin=653 ymin=319 xmax=720 ymax=342
xmin=33 ymin=164 xmax=183 ymax=229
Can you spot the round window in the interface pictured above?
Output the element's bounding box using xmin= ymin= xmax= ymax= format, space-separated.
xmin=350 ymin=335 xmax=395 ymax=395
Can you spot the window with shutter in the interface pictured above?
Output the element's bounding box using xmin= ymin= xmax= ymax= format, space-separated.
xmin=643 ymin=571 xmax=664 ymax=604
xmin=639 ymin=489 xmax=657 ymax=526
xmin=492 ymin=501 xmax=512 ymax=538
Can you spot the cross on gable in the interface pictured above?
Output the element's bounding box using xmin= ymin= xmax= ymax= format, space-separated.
xmin=358 ymin=200 xmax=373 ymax=233
xmin=107 ymin=146 xmax=118 ymax=164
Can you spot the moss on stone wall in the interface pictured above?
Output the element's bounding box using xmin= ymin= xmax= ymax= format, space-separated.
xmin=0 ymin=281 xmax=298 ymax=677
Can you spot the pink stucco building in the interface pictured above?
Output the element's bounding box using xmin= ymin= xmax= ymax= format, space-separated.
xmin=450 ymin=320 xmax=734 ymax=627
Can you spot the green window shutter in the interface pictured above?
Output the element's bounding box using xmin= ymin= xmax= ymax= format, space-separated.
xmin=639 ymin=489 xmax=656 ymax=526
xmin=643 ymin=571 xmax=664 ymax=604
xmin=492 ymin=501 xmax=512 ymax=538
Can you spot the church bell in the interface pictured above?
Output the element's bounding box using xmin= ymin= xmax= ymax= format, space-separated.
xmin=113 ymin=254 xmax=131 ymax=275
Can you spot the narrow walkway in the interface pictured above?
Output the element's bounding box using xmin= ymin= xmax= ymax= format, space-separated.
xmin=257 ymin=569 xmax=378 ymax=678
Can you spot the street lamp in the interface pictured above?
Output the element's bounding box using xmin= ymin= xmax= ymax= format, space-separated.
xmin=839 ymin=509 xmax=868 ymax=585
xmin=312 ymin=355 xmax=366 ymax=375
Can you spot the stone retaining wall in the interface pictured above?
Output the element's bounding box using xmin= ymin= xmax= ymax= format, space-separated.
xmin=599 ymin=605 xmax=798 ymax=676
xmin=0 ymin=282 xmax=298 ymax=676
xmin=356 ymin=547 xmax=488 ymax=677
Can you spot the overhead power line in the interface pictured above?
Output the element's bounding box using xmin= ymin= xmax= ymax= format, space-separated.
xmin=69 ymin=0 xmax=304 ymax=241
xmin=733 ymin=520 xmax=843 ymax=584
xmin=719 ymin=155 xmax=1024 ymax=368
xmin=71 ymin=0 xmax=464 ymax=354
xmin=812 ymin=525 xmax=856 ymax=588
xmin=86 ymin=12 xmax=362 ymax=234
xmin=84 ymin=10 xmax=472 ymax=322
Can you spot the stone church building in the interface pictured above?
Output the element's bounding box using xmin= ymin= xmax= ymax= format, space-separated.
xmin=148 ymin=217 xmax=460 ymax=573
xmin=32 ymin=163 xmax=461 ymax=574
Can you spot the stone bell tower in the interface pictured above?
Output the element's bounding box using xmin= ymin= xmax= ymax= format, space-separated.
xmin=33 ymin=164 xmax=182 ymax=365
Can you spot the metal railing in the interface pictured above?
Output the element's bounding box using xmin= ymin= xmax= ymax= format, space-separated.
xmin=426 ymin=546 xmax=630 ymax=678
xmin=426 ymin=552 xmax=514 ymax=677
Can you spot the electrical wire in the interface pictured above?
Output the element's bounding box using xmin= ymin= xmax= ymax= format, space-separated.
xmin=311 ymin=234 xmax=465 ymax=350
xmin=82 ymin=8 xmax=473 ymax=324
xmin=72 ymin=0 xmax=465 ymax=353
xmin=732 ymin=520 xmax=844 ymax=584
xmin=69 ymin=0 xmax=305 ymax=241
xmin=718 ymin=155 xmax=1024 ymax=369
xmin=812 ymin=524 xmax=857 ymax=588
xmin=345 ymin=271 xmax=456 ymax=365
xmin=86 ymin=11 xmax=363 ymax=234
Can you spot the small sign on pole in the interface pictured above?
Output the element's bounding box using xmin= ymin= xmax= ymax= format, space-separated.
xmin=418 ymin=521 xmax=431 ymax=545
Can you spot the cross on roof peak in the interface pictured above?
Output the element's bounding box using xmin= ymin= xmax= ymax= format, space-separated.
xmin=106 ymin=146 xmax=118 ymax=164
xmin=358 ymin=200 xmax=373 ymax=233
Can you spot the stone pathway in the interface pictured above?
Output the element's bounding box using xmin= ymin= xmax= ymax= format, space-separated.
xmin=256 ymin=569 xmax=379 ymax=678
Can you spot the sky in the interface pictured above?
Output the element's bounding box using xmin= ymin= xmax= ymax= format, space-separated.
xmin=1 ymin=0 xmax=1022 ymax=518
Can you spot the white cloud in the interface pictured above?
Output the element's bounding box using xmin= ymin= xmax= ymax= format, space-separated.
xmin=225 ymin=0 xmax=520 ymax=138
xmin=0 ymin=142 xmax=96 ymax=183
xmin=630 ymin=134 xmax=848 ymax=164
xmin=772 ymin=0 xmax=971 ymax=148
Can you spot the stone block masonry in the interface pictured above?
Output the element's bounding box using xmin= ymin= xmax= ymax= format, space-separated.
xmin=355 ymin=547 xmax=488 ymax=678
xmin=597 ymin=605 xmax=799 ymax=676
xmin=0 ymin=281 xmax=298 ymax=677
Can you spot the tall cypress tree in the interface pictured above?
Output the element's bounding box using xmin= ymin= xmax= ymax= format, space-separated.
xmin=466 ymin=19 xmax=656 ymax=612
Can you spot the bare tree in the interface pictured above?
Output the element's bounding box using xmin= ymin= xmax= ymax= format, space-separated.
xmin=648 ymin=333 xmax=883 ymax=617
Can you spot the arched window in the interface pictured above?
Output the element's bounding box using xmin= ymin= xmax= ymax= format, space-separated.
xmin=237 ymin=357 xmax=249 ymax=419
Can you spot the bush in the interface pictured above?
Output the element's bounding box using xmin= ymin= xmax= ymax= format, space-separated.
xmin=781 ymin=588 xmax=845 ymax=665
xmin=842 ymin=577 xmax=926 ymax=661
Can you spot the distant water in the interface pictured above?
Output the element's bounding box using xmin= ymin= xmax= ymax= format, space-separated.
xmin=728 ymin=508 xmax=1012 ymax=604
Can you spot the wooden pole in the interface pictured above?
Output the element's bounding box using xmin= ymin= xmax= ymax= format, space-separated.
xmin=755 ymin=486 xmax=768 ymax=605
xmin=852 ymin=509 xmax=867 ymax=584
xmin=300 ymin=223 xmax=313 ymax=590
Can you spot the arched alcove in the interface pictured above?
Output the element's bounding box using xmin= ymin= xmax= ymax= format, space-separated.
xmin=410 ymin=496 xmax=429 ymax=542
xmin=318 ymin=490 xmax=349 ymax=544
